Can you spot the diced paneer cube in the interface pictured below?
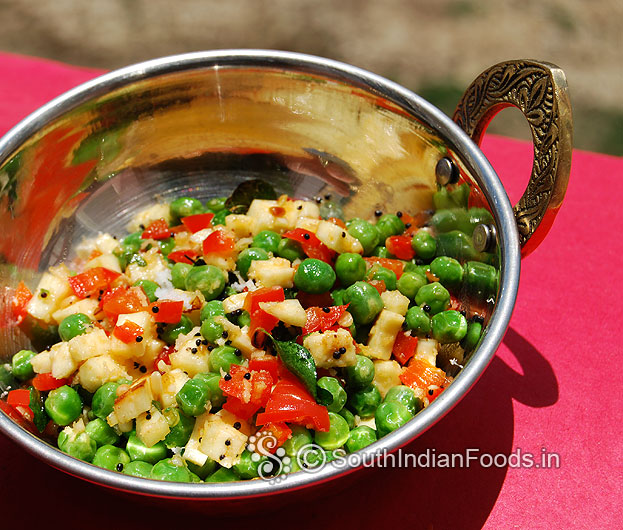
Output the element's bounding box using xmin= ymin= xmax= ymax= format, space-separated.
xmin=75 ymin=233 xmax=120 ymax=260
xmin=127 ymin=203 xmax=171 ymax=233
xmin=77 ymin=355 xmax=129 ymax=393
xmin=225 ymin=214 xmax=254 ymax=238
xmin=68 ymin=327 xmax=110 ymax=363
xmin=303 ymin=328 xmax=357 ymax=368
xmin=222 ymin=292 xmax=248 ymax=314
xmin=215 ymin=409 xmax=253 ymax=436
xmin=247 ymin=197 xmax=319 ymax=235
xmin=199 ymin=414 xmax=248 ymax=469
xmin=413 ymin=338 xmax=439 ymax=366
xmin=373 ymin=360 xmax=402 ymax=398
xmin=315 ymin=220 xmax=363 ymax=254
xmin=48 ymin=342 xmax=78 ymax=379
xmin=182 ymin=412 xmax=212 ymax=465
xmin=112 ymin=377 xmax=153 ymax=424
xmin=380 ymin=290 xmax=410 ymax=316
xmin=295 ymin=217 xmax=320 ymax=233
xmin=248 ymin=257 xmax=294 ymax=288
xmin=26 ymin=271 xmax=72 ymax=323
xmin=355 ymin=416 xmax=377 ymax=430
xmin=136 ymin=406 xmax=170 ymax=447
xmin=84 ymin=253 xmax=122 ymax=274
xmin=366 ymin=310 xmax=405 ymax=360
xmin=30 ymin=350 xmax=52 ymax=374
xmin=259 ymin=299 xmax=307 ymax=327
xmin=170 ymin=328 xmax=210 ymax=377
xmin=214 ymin=316 xmax=260 ymax=358
xmin=125 ymin=248 xmax=170 ymax=285
xmin=116 ymin=311 xmax=157 ymax=340
xmin=52 ymin=298 xmax=100 ymax=325
xmin=159 ymin=368 xmax=190 ymax=408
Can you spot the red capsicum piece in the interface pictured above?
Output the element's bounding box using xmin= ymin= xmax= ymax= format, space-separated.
xmin=283 ymin=228 xmax=335 ymax=263
xmin=113 ymin=321 xmax=145 ymax=343
xmin=32 ymin=373 xmax=70 ymax=392
xmin=181 ymin=213 xmax=215 ymax=233
xmin=400 ymin=359 xmax=447 ymax=390
xmin=392 ymin=330 xmax=418 ymax=365
xmin=11 ymin=281 xmax=32 ymax=323
xmin=141 ymin=218 xmax=172 ymax=240
xmin=221 ymin=364 xmax=274 ymax=420
xmin=260 ymin=422 xmax=292 ymax=453
xmin=301 ymin=305 xmax=349 ymax=335
xmin=153 ymin=345 xmax=174 ymax=373
xmin=386 ymin=235 xmax=415 ymax=260
xmin=364 ymin=257 xmax=405 ymax=279
xmin=243 ymin=287 xmax=285 ymax=341
xmin=202 ymin=230 xmax=236 ymax=257
xmin=248 ymin=356 xmax=281 ymax=381
xmin=68 ymin=267 xmax=121 ymax=299
xmin=167 ymin=249 xmax=201 ymax=264
xmin=6 ymin=389 xmax=33 ymax=421
xmin=101 ymin=286 xmax=148 ymax=320
xmin=149 ymin=300 xmax=184 ymax=324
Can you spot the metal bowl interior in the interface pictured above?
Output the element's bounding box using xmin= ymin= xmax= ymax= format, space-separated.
xmin=0 ymin=50 xmax=520 ymax=500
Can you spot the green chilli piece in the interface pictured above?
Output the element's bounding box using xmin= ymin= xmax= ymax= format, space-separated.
xmin=345 ymin=425 xmax=377 ymax=453
xmin=176 ymin=377 xmax=212 ymax=416
xmin=58 ymin=313 xmax=91 ymax=342
xmin=431 ymin=310 xmax=468 ymax=343
xmin=335 ymin=253 xmax=367 ymax=287
xmin=252 ymin=230 xmax=281 ymax=254
xmin=343 ymin=282 xmax=383 ymax=325
xmin=171 ymin=262 xmax=193 ymax=289
xmin=44 ymin=385 xmax=82 ymax=426
xmin=404 ymin=306 xmax=431 ymax=336
xmin=237 ymin=247 xmax=270 ymax=279
xmin=415 ymin=282 xmax=450 ymax=315
xmin=347 ymin=219 xmax=380 ymax=255
xmin=375 ymin=214 xmax=405 ymax=241
xmin=384 ymin=385 xmax=422 ymax=416
xmin=344 ymin=355 xmax=375 ymax=389
xmin=85 ymin=418 xmax=120 ymax=447
xmin=151 ymin=458 xmax=192 ymax=482
xmin=277 ymin=238 xmax=305 ymax=262
xmin=11 ymin=349 xmax=37 ymax=381
xmin=411 ymin=231 xmax=437 ymax=260
xmin=397 ymin=271 xmax=427 ymax=300
xmin=57 ymin=430 xmax=97 ymax=462
xmin=170 ymin=197 xmax=203 ymax=222
xmin=430 ymin=256 xmax=464 ymax=289
xmin=317 ymin=377 xmax=347 ymax=412
xmin=314 ymin=412 xmax=350 ymax=450
xmin=375 ymin=401 xmax=412 ymax=438
xmin=294 ymin=258 xmax=336 ymax=294
xmin=133 ymin=279 xmax=159 ymax=302
xmin=125 ymin=433 xmax=168 ymax=464
xmin=270 ymin=336 xmax=318 ymax=399
xmin=208 ymin=345 xmax=243 ymax=374
xmin=92 ymin=445 xmax=131 ymax=472
xmin=161 ymin=315 xmax=193 ymax=344
xmin=184 ymin=265 xmax=227 ymax=300
xmin=347 ymin=384 xmax=382 ymax=418
xmin=123 ymin=461 xmax=154 ymax=478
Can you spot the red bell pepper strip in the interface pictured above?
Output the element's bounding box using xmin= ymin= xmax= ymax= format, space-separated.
xmin=167 ymin=249 xmax=201 ymax=264
xmin=392 ymin=331 xmax=418 ymax=365
xmin=386 ymin=235 xmax=415 ymax=260
xmin=400 ymin=359 xmax=447 ymax=390
xmin=301 ymin=305 xmax=349 ymax=335
xmin=11 ymin=281 xmax=32 ymax=323
xmin=256 ymin=373 xmax=330 ymax=432
xmin=243 ymin=287 xmax=285 ymax=341
xmin=363 ymin=257 xmax=405 ymax=279
xmin=153 ymin=345 xmax=174 ymax=373
xmin=327 ymin=217 xmax=346 ymax=229
xmin=141 ymin=218 xmax=172 ymax=240
xmin=283 ymin=228 xmax=335 ymax=264
xmin=6 ymin=389 xmax=33 ymax=422
xmin=202 ymin=230 xmax=236 ymax=257
xmin=32 ymin=373 xmax=70 ymax=391
xmin=181 ymin=213 xmax=214 ymax=233
xmin=149 ymin=300 xmax=184 ymax=324
xmin=101 ymin=286 xmax=148 ymax=320
xmin=260 ymin=422 xmax=292 ymax=453
xmin=221 ymin=365 xmax=274 ymax=420
xmin=113 ymin=321 xmax=145 ymax=343
xmin=368 ymin=279 xmax=386 ymax=294
xmin=248 ymin=356 xmax=281 ymax=381
xmin=426 ymin=385 xmax=445 ymax=404
xmin=68 ymin=267 xmax=121 ymax=299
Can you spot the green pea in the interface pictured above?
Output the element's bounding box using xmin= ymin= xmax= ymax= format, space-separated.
xmin=205 ymin=197 xmax=227 ymax=212
xmin=415 ymin=282 xmax=450 ymax=315
xmin=200 ymin=318 xmax=224 ymax=344
xmin=57 ymin=430 xmax=97 ymax=462
xmin=430 ymin=208 xmax=472 ymax=234
xmin=433 ymin=183 xmax=470 ymax=210
xmin=212 ymin=209 xmax=230 ymax=226
xmin=430 ymin=256 xmax=464 ymax=289
xmin=208 ymin=345 xmax=242 ymax=374
xmin=375 ymin=401 xmax=412 ymax=438
xmin=58 ymin=313 xmax=91 ymax=342
xmin=176 ymin=377 xmax=212 ymax=417
xmin=370 ymin=266 xmax=397 ymax=291
xmin=464 ymin=261 xmax=498 ymax=299
xmin=237 ymin=310 xmax=251 ymax=329
xmin=294 ymin=258 xmax=336 ymax=294
xmin=122 ymin=231 xmax=142 ymax=251
xmin=11 ymin=349 xmax=37 ymax=381
xmin=92 ymin=444 xmax=131 ymax=472
xmin=123 ymin=460 xmax=154 ymax=478
xmin=371 ymin=245 xmax=392 ymax=258
xmin=397 ymin=271 xmax=427 ymax=300
xmin=170 ymin=262 xmax=192 ymax=290
xmin=237 ymin=247 xmax=269 ymax=279
xmin=151 ymin=458 xmax=192 ymax=482
xmin=338 ymin=408 xmax=356 ymax=430
xmin=92 ymin=381 xmax=121 ymax=419
xmin=232 ymin=449 xmax=268 ymax=479
xmin=343 ymin=281 xmax=383 ymax=325
xmin=85 ymin=418 xmax=120 ymax=447
xmin=125 ymin=433 xmax=168 ymax=464
xmin=411 ymin=231 xmax=437 ymax=260
xmin=347 ymin=219 xmax=380 ymax=255
xmin=44 ymin=385 xmax=82 ymax=426
xmin=200 ymin=300 xmax=225 ymax=322
xmin=432 ymin=310 xmax=468 ymax=343
xmin=331 ymin=288 xmax=346 ymax=306
xmin=194 ymin=372 xmax=225 ymax=408
xmin=317 ymin=377 xmax=347 ymax=412
xmin=170 ymin=197 xmax=203 ymax=221
xmin=277 ymin=238 xmax=305 ymax=262
xmin=161 ymin=314 xmax=193 ymax=344
xmin=404 ymin=306 xmax=432 ymax=336
xmin=205 ymin=466 xmax=238 ymax=483
xmin=344 ymin=355 xmax=375 ymax=389
xmin=163 ymin=407 xmax=195 ymax=449
xmin=282 ymin=425 xmax=313 ymax=457
xmin=347 ymin=384 xmax=382 ymax=418
xmin=158 ymin=237 xmax=175 ymax=257
xmin=335 ymin=253 xmax=366 ymax=287
xmin=314 ymin=412 xmax=350 ymax=450
xmin=376 ymin=214 xmax=405 ymax=241
xmin=345 ymin=425 xmax=377 ymax=453
xmin=133 ymin=279 xmax=159 ymax=303
xmin=187 ymin=457 xmax=217 ymax=479
xmin=184 ymin=265 xmax=226 ymax=300
xmin=384 ymin=385 xmax=422 ymax=416
xmin=252 ymin=230 xmax=281 ymax=254
xmin=461 ymin=320 xmax=483 ymax=352
xmin=435 ymin=230 xmax=479 ymax=261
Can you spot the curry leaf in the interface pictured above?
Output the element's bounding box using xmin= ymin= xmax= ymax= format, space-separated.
xmin=268 ymin=336 xmax=318 ymax=400
xmin=224 ymin=179 xmax=277 ymax=214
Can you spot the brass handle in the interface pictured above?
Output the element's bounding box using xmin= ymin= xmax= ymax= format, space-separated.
xmin=453 ymin=60 xmax=573 ymax=257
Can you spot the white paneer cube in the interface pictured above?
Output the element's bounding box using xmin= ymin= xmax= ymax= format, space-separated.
xmin=295 ymin=217 xmax=320 ymax=233
xmin=136 ymin=406 xmax=170 ymax=447
xmin=199 ymin=414 xmax=248 ymax=469
xmin=170 ymin=327 xmax=210 ymax=377
xmin=221 ymin=292 xmax=248 ymax=314
xmin=214 ymin=316 xmax=261 ymax=358
xmin=52 ymin=298 xmax=100 ymax=325
xmin=248 ymin=257 xmax=294 ymax=288
xmin=413 ymin=338 xmax=439 ymax=367
xmin=30 ymin=349 xmax=52 ymax=374
xmin=126 ymin=203 xmax=171 ymax=233
xmin=77 ymin=355 xmax=129 ymax=393
xmin=159 ymin=368 xmax=190 ymax=408
xmin=125 ymin=248 xmax=170 ymax=285
xmin=84 ymin=253 xmax=122 ymax=274
xmin=315 ymin=220 xmax=363 ymax=254
xmin=225 ymin=214 xmax=255 ymax=238
xmin=303 ymin=328 xmax=357 ymax=369
xmin=366 ymin=310 xmax=405 ymax=360
xmin=380 ymin=290 xmax=411 ymax=316
xmin=259 ymin=299 xmax=307 ymax=327
xmin=373 ymin=360 xmax=402 ymax=398
xmin=182 ymin=412 xmax=212 ymax=465
xmin=75 ymin=233 xmax=120 ymax=260
xmin=68 ymin=327 xmax=110 ymax=363
xmin=26 ymin=271 xmax=72 ymax=323
xmin=111 ymin=377 xmax=153 ymax=424
xmin=49 ymin=341 xmax=78 ymax=379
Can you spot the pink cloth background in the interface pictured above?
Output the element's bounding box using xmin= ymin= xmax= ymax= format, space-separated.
xmin=0 ymin=52 xmax=621 ymax=528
